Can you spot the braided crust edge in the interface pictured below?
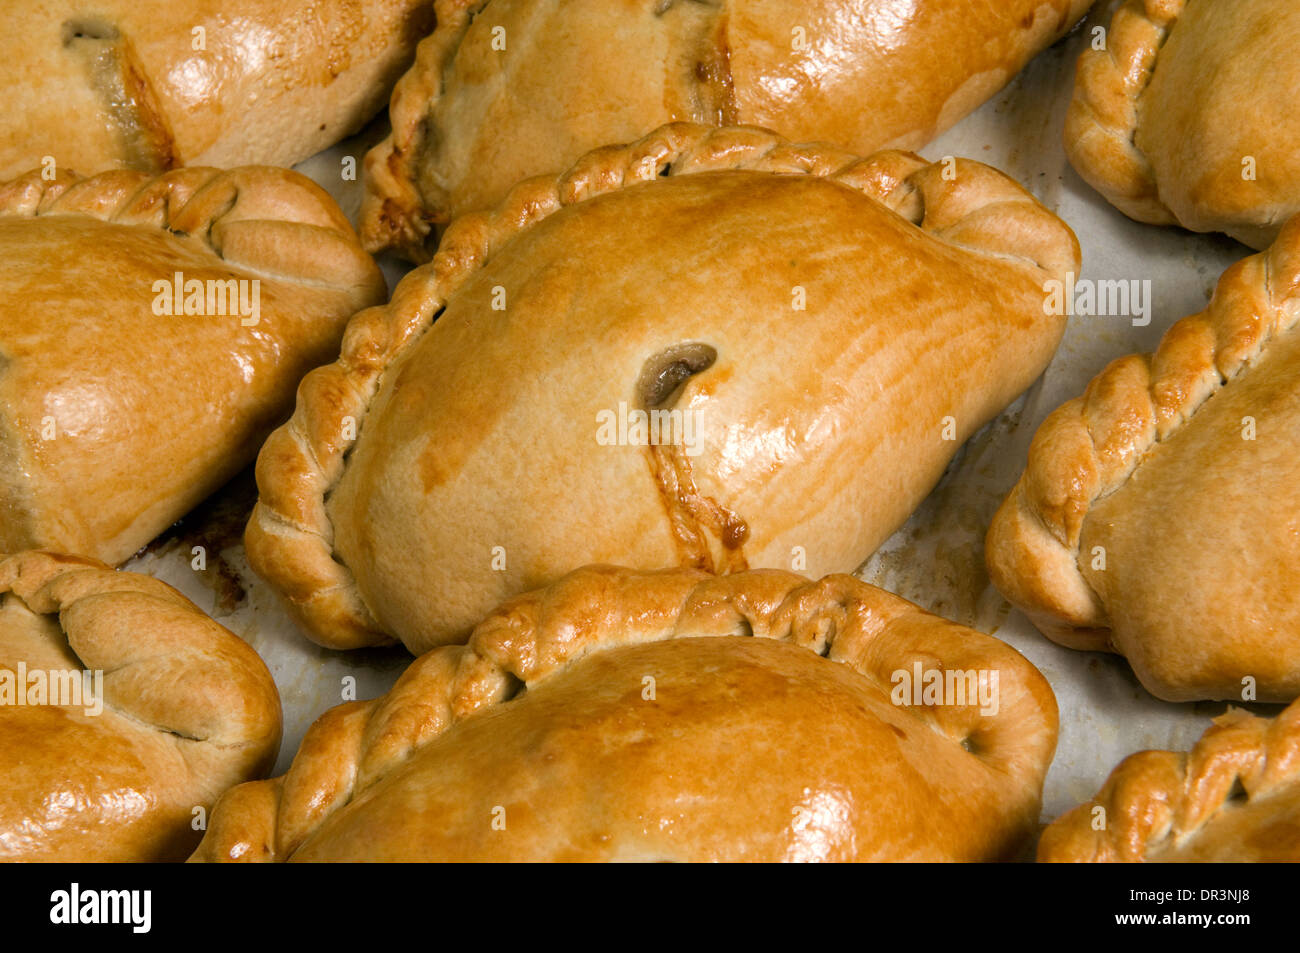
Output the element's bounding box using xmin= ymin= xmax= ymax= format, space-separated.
xmin=986 ymin=215 xmax=1300 ymax=650
xmin=252 ymin=120 xmax=1081 ymax=651
xmin=190 ymin=565 xmax=1059 ymax=862
xmin=1038 ymin=697 xmax=1300 ymax=862
xmin=0 ymin=165 xmax=384 ymax=296
xmin=1064 ymin=0 xmax=1184 ymax=226
xmin=360 ymin=0 xmax=1094 ymax=261
xmin=359 ymin=0 xmax=481 ymax=258
xmin=0 ymin=550 xmax=281 ymax=770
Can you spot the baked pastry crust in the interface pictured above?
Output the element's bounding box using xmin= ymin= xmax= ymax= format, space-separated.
xmin=0 ymin=550 xmax=281 ymax=861
xmin=191 ymin=565 xmax=1058 ymax=862
xmin=986 ymin=215 xmax=1300 ymax=702
xmin=2 ymin=0 xmax=435 ymax=181
xmin=1065 ymin=0 xmax=1300 ymax=249
xmin=1039 ymin=698 xmax=1300 ymax=862
xmin=0 ymin=165 xmax=385 ymax=565
xmin=250 ymin=122 xmax=1079 ymax=653
xmin=362 ymin=0 xmax=1092 ymax=258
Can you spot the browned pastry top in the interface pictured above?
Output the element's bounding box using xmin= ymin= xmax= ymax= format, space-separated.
xmin=0 ymin=165 xmax=385 ymax=564
xmin=1040 ymin=698 xmax=1300 ymax=862
xmin=2 ymin=0 xmax=435 ymax=179
xmin=247 ymin=122 xmax=1079 ymax=653
xmin=0 ymin=551 xmax=281 ymax=861
xmin=987 ymin=214 xmax=1300 ymax=702
xmin=1066 ymin=0 xmax=1300 ymax=248
xmin=362 ymin=0 xmax=1092 ymax=257
xmin=191 ymin=566 xmax=1058 ymax=862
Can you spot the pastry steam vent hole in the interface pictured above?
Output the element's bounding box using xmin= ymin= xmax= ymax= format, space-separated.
xmin=62 ymin=17 xmax=121 ymax=44
xmin=638 ymin=343 xmax=717 ymax=409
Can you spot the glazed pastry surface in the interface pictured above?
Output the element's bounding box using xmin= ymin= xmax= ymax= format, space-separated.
xmin=987 ymin=215 xmax=1300 ymax=702
xmin=0 ymin=551 xmax=281 ymax=861
xmin=0 ymin=166 xmax=385 ymax=564
xmin=1066 ymin=0 xmax=1300 ymax=248
xmin=1040 ymin=698 xmax=1300 ymax=862
xmin=362 ymin=0 xmax=1092 ymax=256
xmin=250 ymin=123 xmax=1079 ymax=652
xmin=191 ymin=566 xmax=1058 ymax=862
xmin=2 ymin=0 xmax=434 ymax=180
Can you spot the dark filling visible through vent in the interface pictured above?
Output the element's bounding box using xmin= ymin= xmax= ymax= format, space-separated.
xmin=638 ymin=342 xmax=717 ymax=409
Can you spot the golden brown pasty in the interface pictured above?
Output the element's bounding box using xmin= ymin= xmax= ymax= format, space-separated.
xmin=986 ymin=215 xmax=1300 ymax=703
xmin=1 ymin=0 xmax=435 ymax=181
xmin=1039 ymin=698 xmax=1300 ymax=862
xmin=1066 ymin=0 xmax=1300 ymax=249
xmin=0 ymin=551 xmax=281 ymax=861
xmin=250 ymin=123 xmax=1080 ymax=653
xmin=190 ymin=565 xmax=1058 ymax=862
xmin=0 ymin=165 xmax=385 ymax=565
xmin=362 ymin=0 xmax=1093 ymax=258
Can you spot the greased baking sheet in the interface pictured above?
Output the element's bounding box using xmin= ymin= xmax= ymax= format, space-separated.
xmin=123 ymin=10 xmax=1280 ymax=830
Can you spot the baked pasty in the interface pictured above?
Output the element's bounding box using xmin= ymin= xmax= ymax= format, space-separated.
xmin=0 ymin=551 xmax=281 ymax=861
xmin=986 ymin=216 xmax=1300 ymax=703
xmin=251 ymin=123 xmax=1080 ymax=653
xmin=190 ymin=565 xmax=1058 ymax=862
xmin=1 ymin=0 xmax=435 ymax=181
xmin=1066 ymin=0 xmax=1300 ymax=249
xmin=0 ymin=166 xmax=385 ymax=565
xmin=1039 ymin=698 xmax=1300 ymax=862
xmin=362 ymin=0 xmax=1093 ymax=257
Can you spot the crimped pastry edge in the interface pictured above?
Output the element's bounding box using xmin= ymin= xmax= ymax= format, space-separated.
xmin=252 ymin=120 xmax=1081 ymax=652
xmin=190 ymin=564 xmax=1059 ymax=862
xmin=361 ymin=0 xmax=1094 ymax=260
xmin=0 ymin=549 xmax=281 ymax=753
xmin=1038 ymin=697 xmax=1300 ymax=862
xmin=986 ymin=215 xmax=1300 ymax=651
xmin=360 ymin=0 xmax=482 ymax=258
xmin=0 ymin=164 xmax=386 ymax=565
xmin=0 ymin=550 xmax=283 ymax=860
xmin=1063 ymin=0 xmax=1185 ymax=227
xmin=0 ymin=165 xmax=384 ymax=294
